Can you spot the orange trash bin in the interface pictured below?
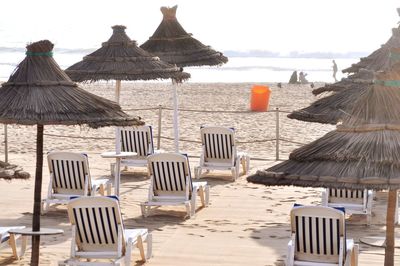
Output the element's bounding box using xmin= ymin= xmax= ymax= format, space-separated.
xmin=250 ymin=85 xmax=271 ymax=111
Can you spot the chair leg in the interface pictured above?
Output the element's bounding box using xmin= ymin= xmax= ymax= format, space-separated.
xmin=41 ymin=201 xmax=49 ymax=214
xmin=106 ymin=182 xmax=112 ymax=196
xmin=146 ymin=233 xmax=153 ymax=260
xmin=125 ymin=240 xmax=132 ymax=266
xmin=110 ymin=163 xmax=116 ymax=178
xmin=231 ymin=167 xmax=237 ymax=181
xmin=352 ymin=244 xmax=359 ymax=266
xmin=198 ymin=186 xmax=205 ymax=207
xmin=194 ymin=166 xmax=202 ymax=179
xmin=137 ymin=236 xmax=146 ymax=261
xmin=246 ymin=156 xmax=250 ymax=174
xmin=141 ymin=204 xmax=148 ymax=217
xmin=9 ymin=234 xmax=27 ymax=260
xmin=185 ymin=202 xmax=192 ymax=218
xmin=366 ymin=213 xmax=371 ymax=226
xmin=99 ymin=184 xmax=105 ymax=196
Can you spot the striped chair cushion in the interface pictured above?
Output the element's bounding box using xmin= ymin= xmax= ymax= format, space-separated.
xmin=294 ymin=215 xmax=343 ymax=263
xmin=150 ymin=160 xmax=192 ymax=194
xmin=50 ymin=158 xmax=88 ymax=194
xmin=328 ymin=188 xmax=365 ymax=204
xmin=120 ymin=127 xmax=153 ymax=157
xmin=202 ymin=132 xmax=234 ymax=160
xmin=71 ymin=205 xmax=120 ymax=252
xmin=329 ymin=188 xmax=364 ymax=199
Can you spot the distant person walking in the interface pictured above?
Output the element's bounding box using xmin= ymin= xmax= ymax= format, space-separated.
xmin=332 ymin=60 xmax=338 ymax=82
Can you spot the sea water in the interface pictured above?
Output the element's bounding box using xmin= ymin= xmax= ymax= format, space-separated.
xmin=0 ymin=47 xmax=358 ymax=83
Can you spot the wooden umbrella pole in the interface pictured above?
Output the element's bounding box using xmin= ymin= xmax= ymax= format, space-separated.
xmin=115 ymin=80 xmax=121 ymax=103
xmin=4 ymin=125 xmax=8 ymax=163
xmin=384 ymin=189 xmax=397 ymax=266
xmin=172 ymin=82 xmax=179 ymax=152
xmin=30 ymin=124 xmax=44 ymax=266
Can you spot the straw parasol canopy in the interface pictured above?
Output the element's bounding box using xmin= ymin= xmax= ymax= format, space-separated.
xmin=288 ymin=85 xmax=368 ymax=124
xmin=140 ymin=5 xmax=228 ymax=67
xmin=141 ymin=5 xmax=228 ymax=152
xmin=0 ymin=40 xmax=143 ymax=266
xmin=290 ymin=48 xmax=400 ymax=125
xmin=65 ymin=25 xmax=189 ymax=82
xmin=248 ymin=67 xmax=400 ymax=266
xmin=343 ymin=26 xmax=400 ymax=74
xmin=311 ymin=68 xmax=374 ymax=96
xmin=65 ymin=25 xmax=190 ymax=104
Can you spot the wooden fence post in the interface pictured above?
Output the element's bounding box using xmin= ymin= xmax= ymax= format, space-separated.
xmin=157 ymin=105 xmax=162 ymax=150
xmin=275 ymin=108 xmax=280 ymax=161
xmin=4 ymin=125 xmax=8 ymax=163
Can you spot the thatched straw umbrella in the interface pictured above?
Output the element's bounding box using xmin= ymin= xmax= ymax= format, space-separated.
xmin=141 ymin=5 xmax=228 ymax=151
xmin=0 ymin=40 xmax=143 ymax=266
xmin=312 ymin=68 xmax=374 ymax=96
xmin=65 ymin=25 xmax=190 ymax=103
xmin=288 ymin=85 xmax=368 ymax=124
xmin=248 ymin=68 xmax=400 ymax=265
xmin=290 ymin=47 xmax=400 ymax=125
xmin=343 ymin=24 xmax=400 ymax=74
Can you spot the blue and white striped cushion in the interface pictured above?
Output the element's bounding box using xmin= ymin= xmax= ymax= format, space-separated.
xmin=203 ymin=132 xmax=233 ymax=160
xmin=50 ymin=159 xmax=86 ymax=192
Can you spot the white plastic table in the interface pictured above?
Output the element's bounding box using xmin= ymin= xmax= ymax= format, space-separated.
xmin=8 ymin=227 xmax=63 ymax=259
xmin=101 ymin=151 xmax=137 ymax=196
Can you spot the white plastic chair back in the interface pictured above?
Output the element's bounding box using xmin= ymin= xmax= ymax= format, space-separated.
xmin=147 ymin=153 xmax=192 ymax=198
xmin=290 ymin=206 xmax=345 ymax=264
xmin=200 ymin=127 xmax=236 ymax=164
xmin=67 ymin=197 xmax=125 ymax=254
xmin=119 ymin=126 xmax=154 ymax=159
xmin=47 ymin=152 xmax=92 ymax=196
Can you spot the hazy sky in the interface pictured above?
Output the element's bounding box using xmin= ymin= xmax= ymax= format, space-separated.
xmin=0 ymin=0 xmax=399 ymax=54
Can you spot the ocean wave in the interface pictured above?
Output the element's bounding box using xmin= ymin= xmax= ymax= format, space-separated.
xmin=0 ymin=46 xmax=95 ymax=54
xmin=202 ymin=65 xmax=331 ymax=72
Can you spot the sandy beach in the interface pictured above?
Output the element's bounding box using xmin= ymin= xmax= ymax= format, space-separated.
xmin=0 ymin=82 xmax=399 ymax=265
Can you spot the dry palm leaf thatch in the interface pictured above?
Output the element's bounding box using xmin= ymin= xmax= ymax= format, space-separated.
xmin=248 ymin=80 xmax=400 ymax=190
xmin=65 ymin=25 xmax=190 ymax=82
xmin=140 ymin=5 xmax=228 ymax=67
xmin=312 ymin=69 xmax=374 ymax=95
xmin=0 ymin=40 xmax=143 ymax=128
xmin=288 ymin=86 xmax=368 ymax=124
xmin=1 ymin=40 xmax=143 ymax=266
xmin=343 ymin=27 xmax=400 ymax=74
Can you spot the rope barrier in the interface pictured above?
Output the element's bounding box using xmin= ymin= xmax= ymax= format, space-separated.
xmin=43 ymin=133 xmax=114 ymax=140
xmin=1 ymin=106 xmax=308 ymax=163
xmin=279 ymin=138 xmax=307 ymax=146
xmin=122 ymin=106 xmax=285 ymax=114
xmin=43 ymin=133 xmax=295 ymax=146
xmin=122 ymin=107 xmax=160 ymax=111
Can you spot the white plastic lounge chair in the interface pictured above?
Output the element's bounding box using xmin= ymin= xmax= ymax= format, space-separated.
xmin=0 ymin=226 xmax=27 ymax=260
xmin=287 ymin=205 xmax=359 ymax=266
xmin=112 ymin=126 xmax=160 ymax=175
xmin=194 ymin=126 xmax=250 ymax=181
xmin=42 ymin=152 xmax=112 ymax=213
xmin=59 ymin=196 xmax=152 ymax=266
xmin=141 ymin=153 xmax=210 ymax=218
xmin=322 ymin=188 xmax=373 ymax=225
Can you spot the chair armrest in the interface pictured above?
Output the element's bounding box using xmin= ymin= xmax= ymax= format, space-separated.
xmin=287 ymin=239 xmax=295 ymax=266
xmin=344 ymin=239 xmax=358 ymax=266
